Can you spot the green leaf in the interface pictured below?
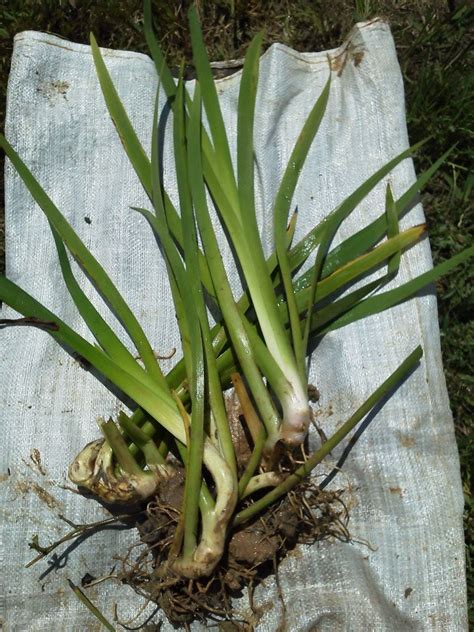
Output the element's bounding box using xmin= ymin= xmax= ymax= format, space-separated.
xmin=187 ymin=83 xmax=281 ymax=442
xmin=49 ymin=223 xmax=144 ymax=381
xmin=0 ymin=133 xmax=166 ymax=388
xmin=90 ymin=32 xmax=215 ymax=301
xmin=143 ymin=0 xmax=176 ymax=98
xmin=173 ymin=76 xmax=206 ymax=555
xmin=273 ymin=75 xmax=331 ymax=239
xmin=90 ymin=33 xmax=152 ymax=193
xmin=288 ymin=140 xmax=429 ymax=275
xmin=237 ymin=31 xmax=263 ymax=225
xmin=385 ymin=184 xmax=401 ymax=277
xmin=294 ymin=224 xmax=426 ymax=334
xmin=306 ymin=279 xmax=382 ymax=334
xmin=68 ymin=579 xmax=116 ymax=632
xmin=316 ymin=245 xmax=474 ymax=334
xmin=100 ymin=418 xmax=143 ymax=475
xmin=0 ymin=276 xmax=186 ymax=443
xmin=293 ymin=224 xmax=426 ymax=306
xmin=118 ymin=412 xmax=165 ymax=465
xmin=275 ymin=75 xmax=331 ymax=372
xmin=188 ymin=6 xmax=238 ymax=210
xmin=300 ymin=143 xmax=419 ymax=354
xmin=185 ymin=84 xmax=238 ymax=476
xmin=321 ymin=147 xmax=452 ymax=277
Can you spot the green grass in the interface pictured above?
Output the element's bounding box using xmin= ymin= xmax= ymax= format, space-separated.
xmin=0 ymin=0 xmax=472 ymax=621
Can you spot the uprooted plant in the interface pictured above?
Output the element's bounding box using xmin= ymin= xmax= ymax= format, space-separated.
xmin=1 ymin=1 xmax=473 ymax=627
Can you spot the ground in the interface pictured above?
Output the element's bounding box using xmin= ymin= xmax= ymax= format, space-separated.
xmin=0 ymin=0 xmax=472 ymax=622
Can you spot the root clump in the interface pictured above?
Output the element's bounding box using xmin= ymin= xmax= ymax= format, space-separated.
xmin=115 ymin=472 xmax=349 ymax=628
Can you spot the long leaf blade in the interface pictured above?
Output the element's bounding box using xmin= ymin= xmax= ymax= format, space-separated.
xmin=143 ymin=0 xmax=176 ymax=98
xmin=288 ymin=140 xmax=429 ymax=273
xmin=68 ymin=580 xmax=116 ymax=632
xmin=292 ymin=225 xmax=427 ymax=306
xmin=274 ymin=75 xmax=331 ymax=238
xmin=0 ymin=276 xmax=186 ymax=442
xmin=0 ymin=134 xmax=167 ymax=388
xmin=188 ymin=6 xmax=238 ymax=208
xmin=49 ymin=223 xmax=144 ymax=380
xmin=275 ymin=75 xmax=331 ymax=372
xmin=315 ymin=245 xmax=474 ymax=334
xmin=0 ymin=133 xmax=166 ymax=387
xmin=385 ymin=183 xmax=401 ymax=277
xmin=321 ymin=147 xmax=453 ymax=277
xmin=187 ymin=84 xmax=282 ymax=443
xmin=237 ymin=31 xmax=263 ymax=224
xmin=90 ymin=34 xmax=152 ymax=193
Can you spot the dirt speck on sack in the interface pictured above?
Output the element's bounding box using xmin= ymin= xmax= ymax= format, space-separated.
xmin=14 ymin=480 xmax=63 ymax=510
xmin=36 ymin=79 xmax=70 ymax=103
xmin=330 ymin=41 xmax=365 ymax=76
xmin=30 ymin=448 xmax=47 ymax=476
xmin=389 ymin=486 xmax=404 ymax=497
xmin=396 ymin=431 xmax=416 ymax=448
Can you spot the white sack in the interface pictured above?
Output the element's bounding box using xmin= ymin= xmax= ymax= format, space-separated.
xmin=0 ymin=20 xmax=467 ymax=631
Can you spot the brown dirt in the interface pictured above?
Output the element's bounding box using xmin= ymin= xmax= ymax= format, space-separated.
xmin=14 ymin=479 xmax=63 ymax=510
xmin=29 ymin=448 xmax=47 ymax=476
xmin=112 ymin=473 xmax=349 ymax=628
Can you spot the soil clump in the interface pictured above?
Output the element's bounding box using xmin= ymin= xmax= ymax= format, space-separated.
xmin=115 ymin=467 xmax=349 ymax=628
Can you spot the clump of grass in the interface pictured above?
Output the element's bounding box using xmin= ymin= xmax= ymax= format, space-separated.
xmin=0 ymin=0 xmax=472 ymax=624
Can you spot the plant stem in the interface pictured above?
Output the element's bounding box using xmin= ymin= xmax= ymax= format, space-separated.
xmin=100 ymin=419 xmax=143 ymax=476
xmin=117 ymin=413 xmax=164 ymax=466
xmin=230 ymin=373 xmax=268 ymax=497
xmin=241 ymin=472 xmax=283 ymax=499
xmin=187 ymin=84 xmax=281 ymax=444
xmin=233 ymin=345 xmax=423 ymax=526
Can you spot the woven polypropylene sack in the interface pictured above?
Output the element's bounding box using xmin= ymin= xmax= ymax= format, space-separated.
xmin=0 ymin=20 xmax=468 ymax=631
